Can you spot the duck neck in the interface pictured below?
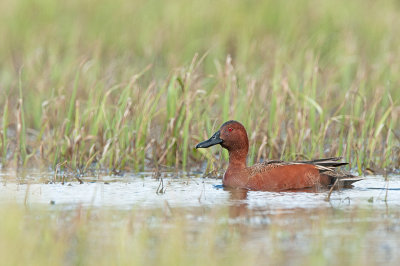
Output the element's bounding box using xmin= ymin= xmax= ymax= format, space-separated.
xmin=227 ymin=148 xmax=248 ymax=170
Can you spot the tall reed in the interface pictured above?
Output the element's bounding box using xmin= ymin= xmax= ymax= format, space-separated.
xmin=0 ymin=0 xmax=399 ymax=172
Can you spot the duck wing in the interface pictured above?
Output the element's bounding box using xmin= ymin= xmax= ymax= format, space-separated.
xmin=249 ymin=157 xmax=363 ymax=187
xmin=294 ymin=157 xmax=363 ymax=186
xmin=296 ymin=157 xmax=349 ymax=170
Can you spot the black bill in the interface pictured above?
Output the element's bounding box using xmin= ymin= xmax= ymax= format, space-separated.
xmin=195 ymin=131 xmax=223 ymax=149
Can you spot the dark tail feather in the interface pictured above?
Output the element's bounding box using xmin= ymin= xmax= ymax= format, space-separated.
xmin=321 ymin=169 xmax=363 ymax=187
xmin=337 ymin=177 xmax=364 ymax=187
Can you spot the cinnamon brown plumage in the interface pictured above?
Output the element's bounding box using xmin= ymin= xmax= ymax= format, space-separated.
xmin=196 ymin=120 xmax=362 ymax=191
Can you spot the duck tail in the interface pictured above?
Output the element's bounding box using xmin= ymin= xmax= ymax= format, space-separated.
xmin=303 ymin=157 xmax=363 ymax=187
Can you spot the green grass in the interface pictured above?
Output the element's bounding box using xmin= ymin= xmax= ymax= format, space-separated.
xmin=0 ymin=0 xmax=399 ymax=172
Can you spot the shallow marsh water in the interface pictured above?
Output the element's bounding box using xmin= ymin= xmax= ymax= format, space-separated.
xmin=1 ymin=170 xmax=400 ymax=265
xmin=1 ymin=170 xmax=399 ymax=209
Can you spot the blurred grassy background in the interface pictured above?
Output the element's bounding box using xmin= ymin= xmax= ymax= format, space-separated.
xmin=0 ymin=0 xmax=399 ymax=171
xmin=1 ymin=204 xmax=398 ymax=266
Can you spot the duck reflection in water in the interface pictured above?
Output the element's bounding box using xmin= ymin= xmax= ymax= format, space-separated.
xmin=226 ymin=187 xmax=249 ymax=218
xmin=226 ymin=186 xmax=329 ymax=219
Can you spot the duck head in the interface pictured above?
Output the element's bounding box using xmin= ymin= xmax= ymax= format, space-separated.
xmin=196 ymin=120 xmax=249 ymax=153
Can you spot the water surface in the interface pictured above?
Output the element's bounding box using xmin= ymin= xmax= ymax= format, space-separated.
xmin=1 ymin=170 xmax=400 ymax=265
xmin=0 ymin=170 xmax=399 ymax=210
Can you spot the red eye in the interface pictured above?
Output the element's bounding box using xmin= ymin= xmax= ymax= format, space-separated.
xmin=228 ymin=127 xmax=233 ymax=132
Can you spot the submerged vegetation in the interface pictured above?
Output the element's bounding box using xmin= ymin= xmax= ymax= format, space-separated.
xmin=0 ymin=0 xmax=399 ymax=173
